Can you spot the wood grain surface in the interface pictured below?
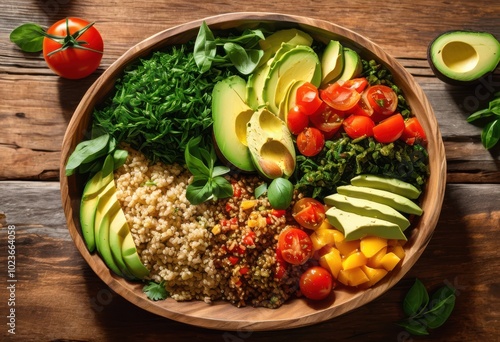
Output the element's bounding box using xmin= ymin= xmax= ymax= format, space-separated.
xmin=1 ymin=0 xmax=499 ymax=340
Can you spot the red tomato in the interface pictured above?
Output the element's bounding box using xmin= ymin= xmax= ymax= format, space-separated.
xmin=373 ymin=113 xmax=405 ymax=143
xmin=299 ymin=266 xmax=334 ymax=300
xmin=43 ymin=18 xmax=104 ymax=79
xmin=310 ymin=102 xmax=344 ymax=134
xmin=320 ymin=82 xmax=361 ymax=111
xmin=400 ymin=117 xmax=428 ymax=145
xmin=292 ymin=198 xmax=326 ymax=230
xmin=287 ymin=106 xmax=310 ymax=135
xmin=365 ymin=85 xmax=398 ymax=116
xmin=343 ymin=77 xmax=369 ymax=93
xmin=342 ymin=114 xmax=375 ymax=139
xmin=296 ymin=127 xmax=325 ymax=157
xmin=295 ymin=82 xmax=323 ymax=115
xmin=277 ymin=227 xmax=313 ymax=265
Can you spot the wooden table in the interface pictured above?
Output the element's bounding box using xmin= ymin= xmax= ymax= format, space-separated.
xmin=1 ymin=1 xmax=499 ymax=341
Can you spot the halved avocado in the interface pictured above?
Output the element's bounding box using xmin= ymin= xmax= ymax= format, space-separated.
xmin=428 ymin=30 xmax=500 ymax=85
xmin=212 ymin=75 xmax=256 ymax=172
xmin=246 ymin=108 xmax=296 ymax=179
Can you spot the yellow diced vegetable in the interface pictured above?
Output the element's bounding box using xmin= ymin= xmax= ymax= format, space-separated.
xmin=338 ymin=267 xmax=369 ymax=286
xmin=240 ymin=199 xmax=257 ymax=210
xmin=319 ymin=248 xmax=342 ymax=278
xmin=366 ymin=247 xmax=387 ymax=268
xmin=342 ymin=251 xmax=367 ymax=270
xmin=360 ymin=236 xmax=388 ymax=258
xmin=335 ymin=238 xmax=360 ymax=256
xmin=360 ymin=265 xmax=388 ymax=288
xmin=380 ymin=252 xmax=401 ymax=271
xmin=310 ymin=228 xmax=339 ymax=251
xmin=388 ymin=244 xmax=406 ymax=260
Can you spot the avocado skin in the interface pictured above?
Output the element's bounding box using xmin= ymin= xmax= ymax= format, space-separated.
xmin=427 ymin=30 xmax=500 ymax=86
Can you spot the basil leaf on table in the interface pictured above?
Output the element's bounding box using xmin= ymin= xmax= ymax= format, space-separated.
xmin=403 ymin=278 xmax=429 ymax=317
xmin=481 ymin=119 xmax=500 ymax=149
xmin=467 ymin=92 xmax=500 ymax=150
xmin=10 ymin=23 xmax=45 ymax=52
xmin=425 ymin=285 xmax=456 ymax=329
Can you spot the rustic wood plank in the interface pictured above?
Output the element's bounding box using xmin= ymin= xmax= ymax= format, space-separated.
xmin=0 ymin=181 xmax=498 ymax=340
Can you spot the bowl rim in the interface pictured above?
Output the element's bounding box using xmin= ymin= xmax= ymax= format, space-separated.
xmin=60 ymin=11 xmax=447 ymax=331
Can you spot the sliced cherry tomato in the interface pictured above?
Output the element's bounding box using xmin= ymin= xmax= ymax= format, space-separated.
xmin=43 ymin=17 xmax=104 ymax=79
xmin=365 ymin=85 xmax=398 ymax=116
xmin=342 ymin=114 xmax=375 ymax=139
xmin=287 ymin=105 xmax=310 ymax=135
xmin=400 ymin=117 xmax=428 ymax=145
xmin=296 ymin=127 xmax=325 ymax=157
xmin=292 ymin=198 xmax=326 ymax=230
xmin=343 ymin=77 xmax=369 ymax=93
xmin=277 ymin=227 xmax=313 ymax=265
xmin=320 ymin=82 xmax=361 ymax=111
xmin=295 ymin=82 xmax=323 ymax=115
xmin=299 ymin=266 xmax=334 ymax=300
xmin=310 ymin=102 xmax=344 ymax=134
xmin=373 ymin=113 xmax=405 ymax=143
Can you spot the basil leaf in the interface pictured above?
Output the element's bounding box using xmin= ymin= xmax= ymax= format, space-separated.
xmin=211 ymin=176 xmax=233 ymax=199
xmin=194 ymin=21 xmax=216 ymax=73
xmin=10 ymin=23 xmax=45 ymax=52
xmin=184 ymin=137 xmax=210 ymax=176
xmin=223 ymin=42 xmax=263 ymax=75
xmin=212 ymin=165 xmax=230 ymax=178
xmin=254 ymin=183 xmax=267 ymax=198
xmin=65 ymin=134 xmax=110 ymax=176
xmin=424 ymin=286 xmax=456 ymax=329
xmin=466 ymin=108 xmax=495 ymax=123
xmin=398 ymin=319 xmax=429 ymax=336
xmin=267 ymin=178 xmax=294 ymax=209
xmin=186 ymin=176 xmax=213 ymax=205
xmin=113 ymin=149 xmax=128 ymax=170
xmin=403 ymin=278 xmax=429 ymax=317
xmin=481 ymin=119 xmax=500 ymax=149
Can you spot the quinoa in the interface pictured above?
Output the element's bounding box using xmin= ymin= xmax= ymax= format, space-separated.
xmin=114 ymin=146 xmax=310 ymax=308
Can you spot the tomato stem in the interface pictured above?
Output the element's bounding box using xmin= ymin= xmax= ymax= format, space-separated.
xmin=44 ymin=18 xmax=103 ymax=57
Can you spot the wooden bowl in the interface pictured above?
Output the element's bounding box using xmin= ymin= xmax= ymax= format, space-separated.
xmin=60 ymin=12 xmax=446 ymax=331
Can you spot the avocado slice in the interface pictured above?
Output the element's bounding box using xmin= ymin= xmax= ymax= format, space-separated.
xmin=258 ymin=28 xmax=313 ymax=67
xmin=321 ymin=40 xmax=344 ymax=86
xmin=246 ymin=108 xmax=296 ymax=179
xmin=326 ymin=207 xmax=407 ymax=241
xmin=122 ymin=232 xmax=149 ymax=279
xmin=263 ymin=45 xmax=321 ymax=115
xmin=97 ymin=200 xmax=123 ymax=277
xmin=350 ymin=174 xmax=421 ymax=199
xmin=212 ymin=75 xmax=256 ymax=172
xmin=108 ymin=206 xmax=138 ymax=280
xmin=247 ymin=59 xmax=273 ymax=110
xmin=337 ymin=185 xmax=423 ymax=216
xmin=324 ymin=193 xmax=410 ymax=231
xmin=428 ymin=30 xmax=500 ymax=85
xmin=338 ymin=48 xmax=362 ymax=81
xmin=93 ymin=181 xmax=117 ymax=253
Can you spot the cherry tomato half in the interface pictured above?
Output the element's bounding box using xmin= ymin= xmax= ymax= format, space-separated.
xmin=373 ymin=113 xmax=405 ymax=143
xmin=342 ymin=114 xmax=375 ymax=139
xmin=43 ymin=17 xmax=104 ymax=79
xmin=277 ymin=227 xmax=313 ymax=265
xmin=310 ymin=102 xmax=344 ymax=134
xmin=292 ymin=198 xmax=326 ymax=230
xmin=365 ymin=85 xmax=398 ymax=116
xmin=343 ymin=77 xmax=369 ymax=93
xmin=400 ymin=117 xmax=428 ymax=145
xmin=320 ymin=82 xmax=361 ymax=111
xmin=296 ymin=127 xmax=325 ymax=157
xmin=295 ymin=82 xmax=323 ymax=115
xmin=299 ymin=266 xmax=334 ymax=300
xmin=287 ymin=105 xmax=310 ymax=135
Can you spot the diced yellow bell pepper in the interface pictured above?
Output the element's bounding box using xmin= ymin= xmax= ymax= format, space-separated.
xmin=310 ymin=228 xmax=339 ymax=251
xmin=319 ymin=248 xmax=342 ymax=279
xmin=342 ymin=251 xmax=367 ymax=270
xmin=360 ymin=236 xmax=388 ymax=258
xmin=338 ymin=267 xmax=369 ymax=286
xmin=366 ymin=247 xmax=387 ymax=268
xmin=388 ymin=244 xmax=406 ymax=260
xmin=380 ymin=252 xmax=401 ymax=271
xmin=335 ymin=238 xmax=360 ymax=257
xmin=360 ymin=265 xmax=388 ymax=288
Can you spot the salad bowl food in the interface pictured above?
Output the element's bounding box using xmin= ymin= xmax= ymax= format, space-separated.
xmin=60 ymin=12 xmax=446 ymax=331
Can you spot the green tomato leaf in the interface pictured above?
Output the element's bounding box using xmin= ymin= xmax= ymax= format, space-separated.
xmin=10 ymin=23 xmax=45 ymax=52
xmin=481 ymin=119 xmax=500 ymax=149
xmin=403 ymin=278 xmax=429 ymax=317
xmin=223 ymin=42 xmax=263 ymax=75
xmin=423 ymin=285 xmax=456 ymax=329
xmin=194 ymin=21 xmax=216 ymax=73
xmin=398 ymin=318 xmax=429 ymax=336
xmin=254 ymin=182 xmax=268 ymax=198
xmin=186 ymin=176 xmax=213 ymax=205
xmin=267 ymin=177 xmax=294 ymax=209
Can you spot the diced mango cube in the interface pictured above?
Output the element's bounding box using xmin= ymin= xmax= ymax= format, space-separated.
xmin=380 ymin=252 xmax=401 ymax=271
xmin=388 ymin=244 xmax=406 ymax=260
xmin=342 ymin=251 xmax=367 ymax=270
xmin=317 ymin=219 xmax=335 ymax=230
xmin=311 ymin=228 xmax=339 ymax=251
xmin=366 ymin=247 xmax=387 ymax=268
xmin=335 ymin=238 xmax=360 ymax=256
xmin=360 ymin=265 xmax=388 ymax=287
xmin=360 ymin=236 xmax=388 ymax=258
xmin=319 ymin=248 xmax=342 ymax=278
xmin=338 ymin=267 xmax=369 ymax=286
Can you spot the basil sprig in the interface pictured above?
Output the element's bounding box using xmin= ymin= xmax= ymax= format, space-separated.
xmin=184 ymin=136 xmax=233 ymax=205
xmin=467 ymin=92 xmax=500 ymax=149
xmin=398 ymin=279 xmax=456 ymax=336
xmin=194 ymin=21 xmax=265 ymax=75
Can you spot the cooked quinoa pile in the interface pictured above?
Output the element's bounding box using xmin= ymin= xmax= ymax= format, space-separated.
xmin=114 ymin=146 xmax=309 ymax=308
